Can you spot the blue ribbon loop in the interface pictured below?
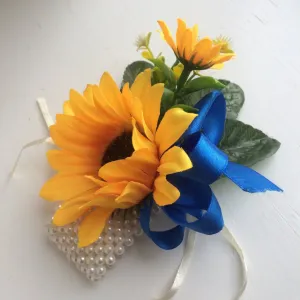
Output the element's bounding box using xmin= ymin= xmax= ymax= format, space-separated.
xmin=140 ymin=90 xmax=282 ymax=250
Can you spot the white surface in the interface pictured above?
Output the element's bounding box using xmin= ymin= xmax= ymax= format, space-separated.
xmin=0 ymin=0 xmax=299 ymax=299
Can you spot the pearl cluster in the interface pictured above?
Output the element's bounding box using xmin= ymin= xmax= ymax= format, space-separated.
xmin=47 ymin=207 xmax=143 ymax=281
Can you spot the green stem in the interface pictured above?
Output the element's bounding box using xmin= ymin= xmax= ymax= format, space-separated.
xmin=146 ymin=46 xmax=154 ymax=59
xmin=176 ymin=67 xmax=191 ymax=92
xmin=186 ymin=73 xmax=196 ymax=84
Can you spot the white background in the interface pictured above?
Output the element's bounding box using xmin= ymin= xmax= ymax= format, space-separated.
xmin=0 ymin=0 xmax=299 ymax=299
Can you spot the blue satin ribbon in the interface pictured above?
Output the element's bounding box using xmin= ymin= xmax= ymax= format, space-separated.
xmin=140 ymin=91 xmax=282 ymax=250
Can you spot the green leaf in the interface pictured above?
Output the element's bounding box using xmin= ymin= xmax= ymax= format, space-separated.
xmin=178 ymin=89 xmax=210 ymax=106
xmin=179 ymin=79 xmax=245 ymax=119
xmin=149 ymin=58 xmax=176 ymax=89
xmin=122 ymin=61 xmax=153 ymax=87
xmin=181 ymin=76 xmax=225 ymax=94
xmin=171 ymin=104 xmax=199 ymax=114
xmin=160 ymin=88 xmax=175 ymax=116
xmin=219 ymin=80 xmax=245 ymax=119
xmin=219 ymin=119 xmax=281 ymax=167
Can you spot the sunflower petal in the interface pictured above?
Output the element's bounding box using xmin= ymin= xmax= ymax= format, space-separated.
xmin=158 ymin=146 xmax=192 ymax=175
xmin=95 ymin=181 xmax=128 ymax=196
xmin=78 ymin=208 xmax=113 ymax=247
xmin=122 ymin=82 xmax=134 ymax=113
xmin=192 ymin=38 xmax=213 ymax=65
xmin=211 ymin=63 xmax=224 ymax=70
xmin=83 ymin=85 xmax=94 ymax=105
xmin=132 ymin=119 xmax=156 ymax=152
xmin=50 ymin=126 xmax=104 ymax=158
xmin=182 ymin=29 xmax=193 ymax=60
xmin=69 ymin=89 xmax=105 ymax=124
xmin=142 ymin=83 xmax=164 ymax=135
xmin=116 ymin=181 xmax=151 ymax=205
xmin=98 ymin=150 xmax=155 ymax=188
xmin=63 ymin=101 xmax=74 ymax=116
xmin=52 ymin=204 xmax=86 ymax=226
xmin=90 ymin=85 xmax=122 ymax=124
xmin=85 ymin=176 xmax=108 ymax=187
xmin=191 ymin=24 xmax=198 ymax=47
xmin=47 ymin=149 xmax=100 ymax=174
xmin=153 ymin=176 xmax=180 ymax=206
xmin=157 ymin=20 xmax=177 ymax=53
xmin=155 ymin=108 xmax=197 ymax=156
xmin=131 ymin=69 xmax=152 ymax=100
xmin=99 ymin=72 xmax=130 ymax=122
xmin=212 ymin=53 xmax=235 ymax=64
xmin=176 ymin=18 xmax=187 ymax=57
xmin=40 ymin=173 xmax=97 ymax=201
xmin=123 ymin=148 xmax=159 ymax=177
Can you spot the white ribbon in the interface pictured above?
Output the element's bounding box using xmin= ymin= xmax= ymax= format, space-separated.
xmin=156 ymin=227 xmax=247 ymax=300
xmin=155 ymin=230 xmax=197 ymax=300
xmin=37 ymin=97 xmax=55 ymax=127
xmin=7 ymin=99 xmax=247 ymax=300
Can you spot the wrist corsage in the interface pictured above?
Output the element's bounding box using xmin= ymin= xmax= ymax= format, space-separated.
xmin=38 ymin=18 xmax=282 ymax=294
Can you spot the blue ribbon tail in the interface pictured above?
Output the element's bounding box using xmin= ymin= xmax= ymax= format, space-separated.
xmin=140 ymin=195 xmax=185 ymax=250
xmin=224 ymin=161 xmax=283 ymax=193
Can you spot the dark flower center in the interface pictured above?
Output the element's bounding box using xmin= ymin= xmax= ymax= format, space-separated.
xmin=102 ymin=131 xmax=134 ymax=165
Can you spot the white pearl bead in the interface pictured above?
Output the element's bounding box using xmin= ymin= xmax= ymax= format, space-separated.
xmin=87 ymin=266 xmax=97 ymax=275
xmin=107 ymin=219 xmax=114 ymax=225
xmin=105 ymin=254 xmax=116 ymax=267
xmin=105 ymin=226 xmax=114 ymax=234
xmin=97 ymin=236 xmax=104 ymax=244
xmin=66 ymin=236 xmax=74 ymax=244
xmin=47 ymin=226 xmax=56 ymax=235
xmin=97 ymin=265 xmax=106 ymax=276
xmin=62 ymin=226 xmax=69 ymax=234
xmin=76 ymin=256 xmax=86 ymax=265
xmin=76 ymin=247 xmax=84 ymax=255
xmin=67 ymin=245 xmax=76 ymax=253
xmin=95 ymin=254 xmax=105 ymax=265
xmin=114 ymin=244 xmax=125 ymax=256
xmin=114 ymin=235 xmax=124 ymax=244
xmin=124 ymin=228 xmax=133 ymax=237
xmin=57 ymin=227 xmax=65 ymax=234
xmin=114 ymin=227 xmax=123 ymax=236
xmin=87 ymin=274 xmax=99 ymax=282
xmin=131 ymin=219 xmax=138 ymax=227
xmin=51 ymin=236 xmax=59 ymax=244
xmin=80 ymin=265 xmax=88 ymax=273
xmin=104 ymin=234 xmax=114 ymax=244
xmin=124 ymin=236 xmax=134 ymax=247
xmin=131 ymin=208 xmax=139 ymax=217
xmin=58 ymin=236 xmax=66 ymax=244
xmin=84 ymin=246 xmax=94 ymax=255
xmin=134 ymin=225 xmax=143 ymax=237
xmin=94 ymin=244 xmax=104 ymax=254
xmin=114 ymin=220 xmax=122 ymax=226
xmin=86 ymin=255 xmax=95 ymax=265
xmin=104 ymin=244 xmax=114 ymax=254
xmin=124 ymin=220 xmax=130 ymax=226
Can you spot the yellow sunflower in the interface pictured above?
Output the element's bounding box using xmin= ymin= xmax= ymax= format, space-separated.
xmin=158 ymin=18 xmax=235 ymax=70
xmin=40 ymin=69 xmax=197 ymax=247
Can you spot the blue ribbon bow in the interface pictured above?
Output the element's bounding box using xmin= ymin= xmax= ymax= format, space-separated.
xmin=140 ymin=91 xmax=282 ymax=250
